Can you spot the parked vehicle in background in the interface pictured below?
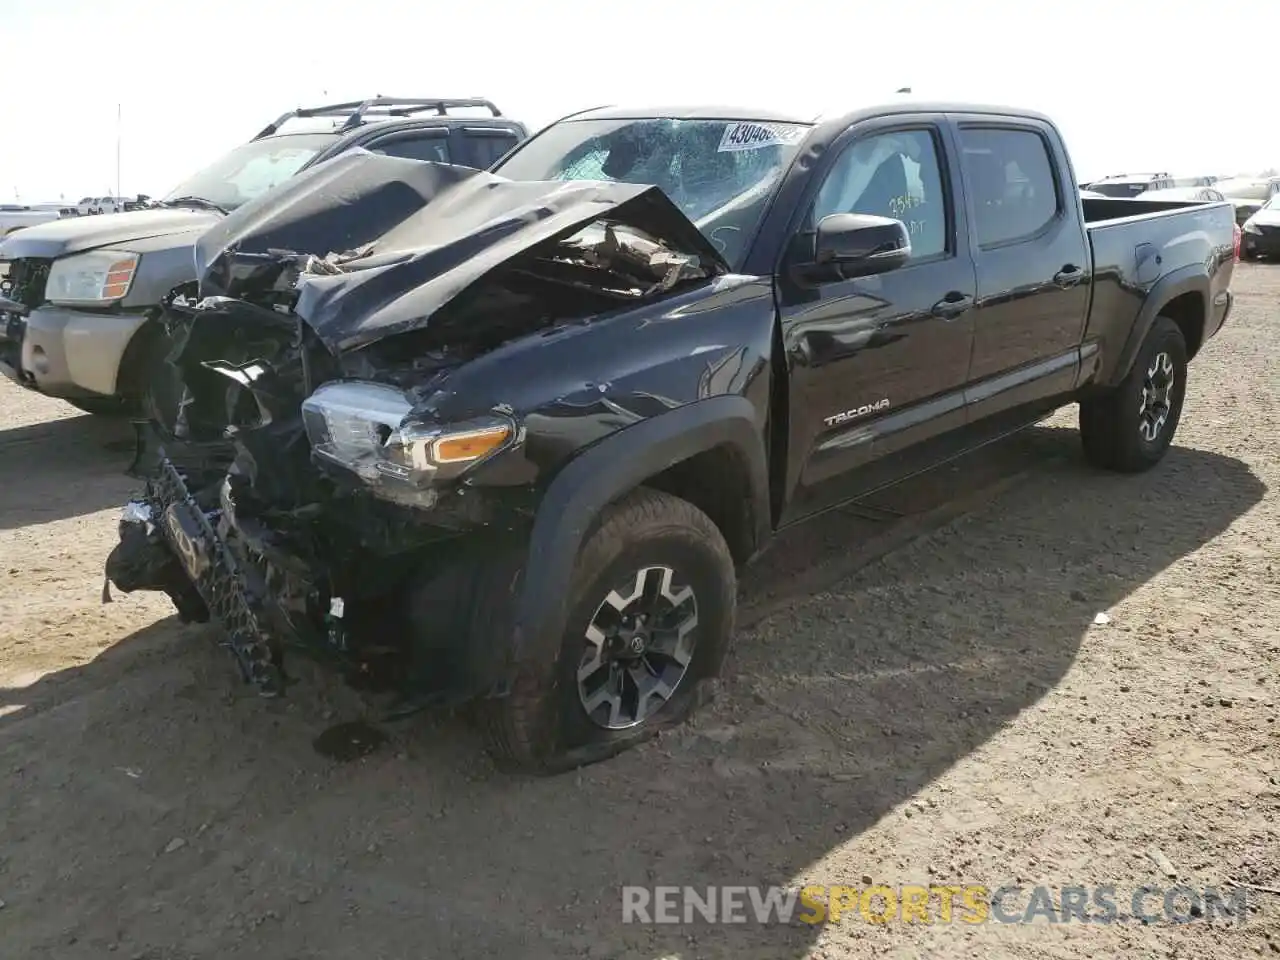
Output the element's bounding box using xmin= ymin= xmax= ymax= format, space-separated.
xmin=1215 ymin=177 xmax=1280 ymax=225
xmin=0 ymin=97 xmax=528 ymax=416
xmin=1241 ymin=195 xmax=1280 ymax=260
xmin=76 ymin=197 xmax=117 ymax=215
xmin=106 ymin=101 xmax=1237 ymax=772
xmin=27 ymin=202 xmax=82 ymax=216
xmin=1138 ymin=185 xmax=1227 ymax=203
xmin=1085 ymin=172 xmax=1175 ymax=197
xmin=76 ymin=196 xmax=144 ymax=216
xmin=0 ymin=204 xmax=76 ymax=237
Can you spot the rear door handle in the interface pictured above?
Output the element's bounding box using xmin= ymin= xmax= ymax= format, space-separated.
xmin=1053 ymin=264 xmax=1084 ymax=287
xmin=931 ymin=291 xmax=973 ymax=320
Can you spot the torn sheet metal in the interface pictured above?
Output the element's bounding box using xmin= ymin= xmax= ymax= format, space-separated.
xmin=192 ymin=150 xmax=729 ymax=355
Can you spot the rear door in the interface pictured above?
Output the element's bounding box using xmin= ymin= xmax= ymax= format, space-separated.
xmin=776 ymin=113 xmax=978 ymax=524
xmin=952 ymin=116 xmax=1090 ymax=427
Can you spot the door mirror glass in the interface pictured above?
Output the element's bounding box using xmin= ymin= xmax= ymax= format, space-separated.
xmin=806 ymin=213 xmax=911 ymax=281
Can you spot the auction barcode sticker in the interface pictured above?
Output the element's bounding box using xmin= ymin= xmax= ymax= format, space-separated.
xmin=718 ymin=122 xmax=806 ymax=153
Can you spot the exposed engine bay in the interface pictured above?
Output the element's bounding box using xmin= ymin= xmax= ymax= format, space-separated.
xmin=104 ymin=151 xmax=726 ymax=704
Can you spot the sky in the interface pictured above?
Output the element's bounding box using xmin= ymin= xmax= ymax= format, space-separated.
xmin=1 ymin=0 xmax=1274 ymax=202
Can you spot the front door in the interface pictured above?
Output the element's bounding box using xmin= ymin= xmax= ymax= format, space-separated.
xmin=777 ymin=118 xmax=978 ymax=524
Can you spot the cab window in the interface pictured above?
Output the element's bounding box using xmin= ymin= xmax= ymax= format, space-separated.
xmin=468 ymin=132 xmax=521 ymax=168
xmin=812 ymin=128 xmax=949 ymax=260
xmin=959 ymin=127 xmax=1061 ymax=247
xmin=371 ymin=135 xmax=451 ymax=164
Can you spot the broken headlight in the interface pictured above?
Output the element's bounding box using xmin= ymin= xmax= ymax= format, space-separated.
xmin=300 ymin=381 xmax=515 ymax=505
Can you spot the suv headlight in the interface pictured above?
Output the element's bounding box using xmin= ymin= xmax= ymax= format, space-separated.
xmin=1242 ymin=219 xmax=1261 ymax=234
xmin=45 ymin=249 xmax=139 ymax=305
xmin=301 ymin=381 xmax=515 ymax=506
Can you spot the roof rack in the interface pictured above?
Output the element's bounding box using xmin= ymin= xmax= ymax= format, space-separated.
xmin=251 ymin=96 xmax=504 ymax=141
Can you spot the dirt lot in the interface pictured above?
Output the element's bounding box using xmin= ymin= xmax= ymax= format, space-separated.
xmin=1 ymin=265 xmax=1277 ymax=960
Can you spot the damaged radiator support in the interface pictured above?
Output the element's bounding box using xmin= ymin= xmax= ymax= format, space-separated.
xmin=151 ymin=456 xmax=285 ymax=696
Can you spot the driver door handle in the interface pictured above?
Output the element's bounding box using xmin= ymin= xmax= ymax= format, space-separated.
xmin=931 ymin=290 xmax=973 ymax=321
xmin=1053 ymin=263 xmax=1084 ymax=287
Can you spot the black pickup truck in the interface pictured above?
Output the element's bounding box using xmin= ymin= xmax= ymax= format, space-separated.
xmin=105 ymin=102 xmax=1236 ymax=773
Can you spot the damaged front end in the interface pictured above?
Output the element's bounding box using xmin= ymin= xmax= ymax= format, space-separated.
xmin=104 ymin=151 xmax=726 ymax=704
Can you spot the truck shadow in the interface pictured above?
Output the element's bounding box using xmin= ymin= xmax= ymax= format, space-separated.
xmin=0 ymin=411 xmax=137 ymax=530
xmin=0 ymin=427 xmax=1266 ymax=959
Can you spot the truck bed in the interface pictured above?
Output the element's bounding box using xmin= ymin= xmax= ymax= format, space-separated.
xmin=1080 ymin=195 xmax=1212 ymax=224
xmin=1080 ymin=196 xmax=1236 ymax=381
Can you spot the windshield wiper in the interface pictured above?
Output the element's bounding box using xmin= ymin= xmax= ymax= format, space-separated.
xmin=161 ymin=196 xmax=230 ymax=215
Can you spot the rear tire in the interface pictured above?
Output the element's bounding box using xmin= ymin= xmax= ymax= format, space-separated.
xmin=1079 ymin=315 xmax=1187 ymax=473
xmin=480 ymin=487 xmax=736 ymax=774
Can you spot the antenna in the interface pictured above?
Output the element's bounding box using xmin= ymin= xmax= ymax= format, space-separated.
xmin=115 ymin=103 xmax=121 ymax=199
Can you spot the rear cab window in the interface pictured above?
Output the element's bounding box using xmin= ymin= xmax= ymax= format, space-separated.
xmin=958 ymin=127 xmax=1061 ymax=247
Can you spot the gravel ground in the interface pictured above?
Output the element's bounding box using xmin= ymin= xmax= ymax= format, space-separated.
xmin=1 ymin=264 xmax=1277 ymax=960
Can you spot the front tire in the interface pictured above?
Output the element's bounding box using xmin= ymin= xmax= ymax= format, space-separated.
xmin=1079 ymin=315 xmax=1188 ymax=473
xmin=481 ymin=487 xmax=736 ymax=774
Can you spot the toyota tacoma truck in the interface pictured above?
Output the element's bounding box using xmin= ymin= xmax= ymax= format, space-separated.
xmin=104 ymin=102 xmax=1236 ymax=773
xmin=0 ymin=97 xmax=527 ymax=416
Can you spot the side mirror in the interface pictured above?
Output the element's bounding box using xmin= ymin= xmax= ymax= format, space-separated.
xmin=809 ymin=213 xmax=911 ymax=281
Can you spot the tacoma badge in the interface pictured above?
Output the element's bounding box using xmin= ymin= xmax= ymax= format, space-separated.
xmin=824 ymin=398 xmax=890 ymax=427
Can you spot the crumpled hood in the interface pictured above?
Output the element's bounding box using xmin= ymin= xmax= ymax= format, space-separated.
xmin=0 ymin=207 xmax=221 ymax=260
xmin=192 ymin=150 xmax=729 ymax=355
xmin=1247 ymin=207 xmax=1280 ymax=227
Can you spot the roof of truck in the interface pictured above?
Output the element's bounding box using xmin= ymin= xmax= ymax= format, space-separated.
xmin=561 ymin=104 xmax=819 ymax=123
xmin=560 ymin=101 xmax=1057 ymax=128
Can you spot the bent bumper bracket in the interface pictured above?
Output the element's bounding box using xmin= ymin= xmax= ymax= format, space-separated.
xmin=151 ymin=456 xmax=285 ymax=696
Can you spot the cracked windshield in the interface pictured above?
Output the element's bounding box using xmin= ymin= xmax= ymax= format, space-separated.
xmin=495 ymin=117 xmax=810 ymax=266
